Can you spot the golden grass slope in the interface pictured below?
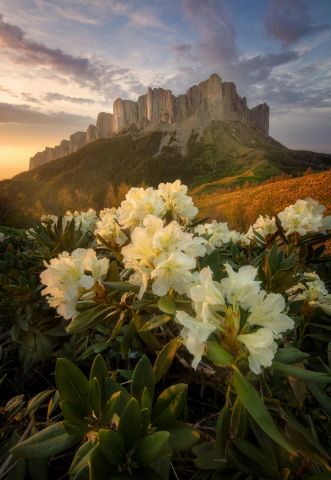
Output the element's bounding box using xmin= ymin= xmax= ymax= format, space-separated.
xmin=192 ymin=170 xmax=331 ymax=231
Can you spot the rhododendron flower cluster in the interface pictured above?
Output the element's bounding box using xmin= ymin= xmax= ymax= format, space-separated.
xmin=40 ymin=248 xmax=109 ymax=320
xmin=246 ymin=214 xmax=277 ymax=240
xmin=176 ymin=264 xmax=294 ymax=373
xmin=195 ymin=221 xmax=248 ymax=252
xmin=278 ymin=198 xmax=331 ymax=236
xmin=121 ymin=215 xmax=206 ymax=298
xmin=94 ymin=207 xmax=127 ymax=246
xmin=287 ymin=272 xmax=331 ymax=314
xmin=118 ymin=180 xmax=198 ymax=230
xmin=64 ymin=209 xmax=98 ymax=234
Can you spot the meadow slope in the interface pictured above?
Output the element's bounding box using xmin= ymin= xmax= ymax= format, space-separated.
xmin=193 ymin=170 xmax=331 ymax=231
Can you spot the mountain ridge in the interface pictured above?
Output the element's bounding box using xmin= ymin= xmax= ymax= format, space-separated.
xmin=29 ymin=73 xmax=269 ymax=169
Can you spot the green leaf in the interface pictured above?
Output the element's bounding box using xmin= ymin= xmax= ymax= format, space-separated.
xmin=102 ymin=281 xmax=139 ymax=292
xmin=99 ymin=429 xmax=125 ymax=467
xmin=90 ymin=354 xmax=108 ymax=384
xmin=61 ymin=400 xmax=89 ymax=436
xmin=158 ymin=295 xmax=176 ymax=314
xmin=230 ymin=396 xmax=247 ymax=439
xmin=215 ymin=404 xmax=231 ymax=457
xmin=88 ymin=446 xmax=112 ymax=480
xmin=90 ymin=378 xmax=101 ymax=418
xmin=234 ymin=438 xmax=280 ymax=480
xmin=308 ymin=383 xmax=331 ymax=416
xmin=10 ymin=422 xmax=79 ymax=459
xmin=167 ymin=421 xmax=200 ymax=451
xmin=118 ymin=398 xmax=142 ymax=449
xmin=66 ymin=305 xmax=113 ymax=334
xmin=274 ymin=347 xmax=310 ymax=364
xmin=131 ymin=355 xmax=154 ymax=404
xmin=272 ymin=362 xmax=331 ymax=383
xmin=69 ymin=440 xmax=96 ymax=476
xmin=26 ymin=389 xmax=54 ymax=417
xmin=134 ymin=432 xmax=170 ymax=467
xmin=232 ymin=368 xmax=294 ymax=454
xmin=102 ymin=391 xmax=121 ymax=425
xmin=206 ymin=341 xmax=233 ymax=366
xmin=139 ymin=314 xmax=171 ymax=332
xmin=108 ymin=260 xmax=121 ymax=281
xmin=153 ymin=338 xmax=182 ymax=384
xmin=152 ymin=384 xmax=187 ymax=427
xmin=193 ymin=441 xmax=224 ymax=470
xmin=56 ymin=358 xmax=91 ymax=415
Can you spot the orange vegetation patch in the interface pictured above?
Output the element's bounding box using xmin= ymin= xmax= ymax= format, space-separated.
xmin=192 ymin=170 xmax=331 ymax=231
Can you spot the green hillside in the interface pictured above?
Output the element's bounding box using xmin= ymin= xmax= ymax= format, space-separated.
xmin=1 ymin=120 xmax=330 ymax=226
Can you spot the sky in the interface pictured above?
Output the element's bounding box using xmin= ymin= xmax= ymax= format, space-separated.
xmin=0 ymin=0 xmax=331 ymax=179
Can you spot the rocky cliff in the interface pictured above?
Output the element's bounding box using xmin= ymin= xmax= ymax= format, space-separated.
xmin=29 ymin=73 xmax=270 ymax=170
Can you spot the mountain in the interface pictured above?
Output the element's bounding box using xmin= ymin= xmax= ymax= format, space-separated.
xmin=29 ymin=73 xmax=269 ymax=169
xmin=1 ymin=73 xmax=330 ymax=227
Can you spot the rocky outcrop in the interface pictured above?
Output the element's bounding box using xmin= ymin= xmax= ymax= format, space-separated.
xmin=29 ymin=73 xmax=270 ymax=170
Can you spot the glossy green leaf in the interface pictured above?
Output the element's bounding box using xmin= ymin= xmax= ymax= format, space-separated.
xmin=230 ymin=396 xmax=247 ymax=439
xmin=26 ymin=389 xmax=54 ymax=417
xmin=274 ymin=347 xmax=310 ymax=364
xmin=215 ymin=403 xmax=231 ymax=457
xmin=152 ymin=384 xmax=187 ymax=427
xmin=167 ymin=421 xmax=200 ymax=451
xmin=139 ymin=314 xmax=171 ymax=332
xmin=232 ymin=368 xmax=294 ymax=454
xmin=157 ymin=295 xmax=176 ymax=314
xmin=66 ymin=305 xmax=113 ymax=334
xmin=272 ymin=362 xmax=331 ymax=383
xmin=153 ymin=338 xmax=182 ymax=384
xmin=206 ymin=341 xmax=233 ymax=366
xmin=134 ymin=431 xmax=170 ymax=467
xmin=11 ymin=422 xmax=79 ymax=459
xmin=118 ymin=398 xmax=142 ymax=449
xmin=131 ymin=355 xmax=154 ymax=404
xmin=56 ymin=358 xmax=91 ymax=415
xmin=69 ymin=440 xmax=96 ymax=477
xmin=99 ymin=429 xmax=125 ymax=467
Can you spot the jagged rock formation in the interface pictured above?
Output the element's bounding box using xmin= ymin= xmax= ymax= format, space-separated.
xmin=29 ymin=73 xmax=270 ymax=170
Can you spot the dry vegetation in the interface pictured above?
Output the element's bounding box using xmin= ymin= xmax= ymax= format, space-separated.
xmin=192 ymin=170 xmax=331 ymax=231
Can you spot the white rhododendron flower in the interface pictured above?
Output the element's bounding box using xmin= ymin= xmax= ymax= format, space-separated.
xmin=158 ymin=180 xmax=198 ymax=222
xmin=278 ymin=198 xmax=331 ymax=236
xmin=94 ymin=207 xmax=127 ymax=246
xmin=118 ymin=187 xmax=165 ymax=229
xmin=238 ymin=328 xmax=278 ymax=374
xmin=176 ymin=310 xmax=218 ymax=369
xmin=64 ymin=209 xmax=98 ymax=234
xmin=246 ymin=214 xmax=277 ymax=240
xmin=40 ymin=248 xmax=109 ymax=320
xmin=121 ymin=214 xmax=206 ymax=298
xmin=287 ymin=272 xmax=331 ymax=315
xmin=176 ymin=264 xmax=293 ymax=373
xmin=220 ymin=264 xmax=261 ymax=310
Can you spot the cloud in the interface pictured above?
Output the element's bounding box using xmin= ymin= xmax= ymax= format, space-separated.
xmin=21 ymin=92 xmax=40 ymax=104
xmin=0 ymin=14 xmax=144 ymax=99
xmin=0 ymin=102 xmax=93 ymax=125
xmin=173 ymin=0 xmax=301 ymax=91
xmin=265 ymin=0 xmax=329 ymax=46
xmin=44 ymin=92 xmax=95 ymax=105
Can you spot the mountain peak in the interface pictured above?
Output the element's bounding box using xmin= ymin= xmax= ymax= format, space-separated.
xmin=29 ymin=73 xmax=269 ymax=170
